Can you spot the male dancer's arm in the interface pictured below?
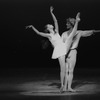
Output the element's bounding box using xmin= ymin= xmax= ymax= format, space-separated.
xmin=26 ymin=25 xmax=51 ymax=38
xmin=81 ymin=30 xmax=100 ymax=37
xmin=50 ymin=6 xmax=59 ymax=33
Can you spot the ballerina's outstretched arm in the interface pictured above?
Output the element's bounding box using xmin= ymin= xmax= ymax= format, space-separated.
xmin=26 ymin=25 xmax=51 ymax=38
xmin=50 ymin=6 xmax=59 ymax=33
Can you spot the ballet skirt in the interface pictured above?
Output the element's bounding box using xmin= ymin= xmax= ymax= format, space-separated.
xmin=49 ymin=33 xmax=66 ymax=59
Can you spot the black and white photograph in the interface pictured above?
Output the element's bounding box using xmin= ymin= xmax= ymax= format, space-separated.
xmin=0 ymin=0 xmax=100 ymax=100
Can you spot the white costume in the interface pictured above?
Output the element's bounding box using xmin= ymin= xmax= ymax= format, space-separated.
xmin=49 ymin=33 xmax=66 ymax=59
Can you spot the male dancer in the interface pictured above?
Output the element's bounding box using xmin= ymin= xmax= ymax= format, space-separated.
xmin=61 ymin=18 xmax=100 ymax=92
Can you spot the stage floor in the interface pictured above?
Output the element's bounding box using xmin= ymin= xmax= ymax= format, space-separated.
xmin=0 ymin=68 xmax=100 ymax=100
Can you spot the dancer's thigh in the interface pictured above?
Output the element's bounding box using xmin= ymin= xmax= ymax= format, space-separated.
xmin=67 ymin=50 xmax=77 ymax=71
xmin=58 ymin=55 xmax=66 ymax=70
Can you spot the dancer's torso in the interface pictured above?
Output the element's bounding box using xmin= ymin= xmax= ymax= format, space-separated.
xmin=49 ymin=33 xmax=67 ymax=59
xmin=49 ymin=33 xmax=64 ymax=47
xmin=71 ymin=31 xmax=81 ymax=49
xmin=62 ymin=30 xmax=82 ymax=50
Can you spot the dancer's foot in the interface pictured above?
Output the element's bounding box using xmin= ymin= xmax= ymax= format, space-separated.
xmin=59 ymin=86 xmax=66 ymax=93
xmin=59 ymin=86 xmax=63 ymax=93
xmin=68 ymin=88 xmax=76 ymax=92
xmin=63 ymin=87 xmax=67 ymax=92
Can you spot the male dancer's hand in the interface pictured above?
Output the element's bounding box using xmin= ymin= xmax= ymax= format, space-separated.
xmin=93 ymin=30 xmax=100 ymax=33
xmin=76 ymin=12 xmax=80 ymax=22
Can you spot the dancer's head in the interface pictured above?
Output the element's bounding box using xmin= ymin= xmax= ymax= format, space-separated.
xmin=45 ymin=24 xmax=54 ymax=33
xmin=66 ymin=18 xmax=76 ymax=29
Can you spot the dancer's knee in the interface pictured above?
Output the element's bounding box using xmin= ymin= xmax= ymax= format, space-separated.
xmin=65 ymin=63 xmax=68 ymax=73
xmin=69 ymin=67 xmax=74 ymax=74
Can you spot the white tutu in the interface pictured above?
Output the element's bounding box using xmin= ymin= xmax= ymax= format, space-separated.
xmin=49 ymin=33 xmax=67 ymax=59
xmin=52 ymin=42 xmax=66 ymax=59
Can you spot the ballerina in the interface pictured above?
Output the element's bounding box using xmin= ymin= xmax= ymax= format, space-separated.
xmin=26 ymin=6 xmax=80 ymax=92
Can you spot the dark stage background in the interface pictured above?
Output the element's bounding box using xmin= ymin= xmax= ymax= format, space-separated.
xmin=0 ymin=0 xmax=100 ymax=77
